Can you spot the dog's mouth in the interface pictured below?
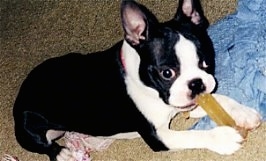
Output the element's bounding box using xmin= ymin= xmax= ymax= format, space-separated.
xmin=173 ymin=102 xmax=197 ymax=111
xmin=178 ymin=103 xmax=195 ymax=109
xmin=178 ymin=104 xmax=196 ymax=111
xmin=168 ymin=94 xmax=202 ymax=111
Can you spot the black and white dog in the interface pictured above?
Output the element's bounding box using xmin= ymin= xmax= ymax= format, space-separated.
xmin=13 ymin=0 xmax=261 ymax=160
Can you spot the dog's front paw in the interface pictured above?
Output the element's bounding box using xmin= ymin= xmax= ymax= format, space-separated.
xmin=230 ymin=105 xmax=261 ymax=130
xmin=212 ymin=94 xmax=262 ymax=130
xmin=206 ymin=126 xmax=243 ymax=155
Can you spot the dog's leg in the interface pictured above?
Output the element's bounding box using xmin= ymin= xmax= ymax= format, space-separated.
xmin=157 ymin=127 xmax=243 ymax=155
xmin=212 ymin=94 xmax=261 ymax=130
xmin=15 ymin=111 xmax=66 ymax=161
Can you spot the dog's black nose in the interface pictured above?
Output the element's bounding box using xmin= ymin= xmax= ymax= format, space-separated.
xmin=188 ymin=78 xmax=206 ymax=97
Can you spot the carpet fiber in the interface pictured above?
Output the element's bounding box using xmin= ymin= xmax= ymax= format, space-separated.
xmin=1 ymin=0 xmax=265 ymax=160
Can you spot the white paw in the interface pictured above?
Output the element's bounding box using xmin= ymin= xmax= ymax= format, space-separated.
xmin=56 ymin=148 xmax=75 ymax=161
xmin=212 ymin=94 xmax=262 ymax=130
xmin=206 ymin=126 xmax=243 ymax=155
xmin=229 ymin=105 xmax=261 ymax=130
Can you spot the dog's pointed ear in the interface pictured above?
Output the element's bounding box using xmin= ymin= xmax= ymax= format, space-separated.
xmin=174 ymin=0 xmax=209 ymax=29
xmin=121 ymin=0 xmax=158 ymax=46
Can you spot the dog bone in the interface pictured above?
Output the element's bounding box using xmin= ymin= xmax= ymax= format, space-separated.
xmin=196 ymin=93 xmax=248 ymax=138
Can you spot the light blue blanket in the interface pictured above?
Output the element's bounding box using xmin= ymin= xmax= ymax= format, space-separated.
xmin=191 ymin=0 xmax=266 ymax=130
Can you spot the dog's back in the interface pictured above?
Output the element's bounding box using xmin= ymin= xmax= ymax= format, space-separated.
xmin=13 ymin=41 xmax=143 ymax=135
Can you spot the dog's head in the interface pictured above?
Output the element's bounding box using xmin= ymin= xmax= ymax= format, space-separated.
xmin=121 ymin=0 xmax=216 ymax=109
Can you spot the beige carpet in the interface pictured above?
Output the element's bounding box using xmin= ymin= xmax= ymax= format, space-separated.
xmin=1 ymin=0 xmax=265 ymax=160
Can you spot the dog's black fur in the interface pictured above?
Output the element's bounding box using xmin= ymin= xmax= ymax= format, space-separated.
xmin=13 ymin=0 xmax=216 ymax=160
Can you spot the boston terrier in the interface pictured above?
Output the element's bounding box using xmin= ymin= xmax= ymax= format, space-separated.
xmin=13 ymin=0 xmax=261 ymax=160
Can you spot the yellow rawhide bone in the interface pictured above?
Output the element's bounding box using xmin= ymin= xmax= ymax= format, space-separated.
xmin=196 ymin=93 xmax=248 ymax=138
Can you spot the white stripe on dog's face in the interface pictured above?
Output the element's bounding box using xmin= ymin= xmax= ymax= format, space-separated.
xmin=168 ymin=35 xmax=216 ymax=107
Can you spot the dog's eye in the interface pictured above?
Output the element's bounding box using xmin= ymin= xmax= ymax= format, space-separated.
xmin=160 ymin=68 xmax=176 ymax=80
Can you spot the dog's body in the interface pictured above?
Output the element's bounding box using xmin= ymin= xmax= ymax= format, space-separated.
xmin=13 ymin=0 xmax=261 ymax=161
